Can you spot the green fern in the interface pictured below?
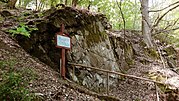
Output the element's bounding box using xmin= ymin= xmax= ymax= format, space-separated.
xmin=8 ymin=23 xmax=38 ymax=38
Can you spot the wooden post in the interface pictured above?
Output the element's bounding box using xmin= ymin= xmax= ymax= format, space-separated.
xmin=61 ymin=49 xmax=66 ymax=78
xmin=60 ymin=24 xmax=66 ymax=79
xmin=107 ymin=72 xmax=109 ymax=95
xmin=72 ymin=65 xmax=75 ymax=80
xmin=60 ymin=58 xmax=62 ymax=74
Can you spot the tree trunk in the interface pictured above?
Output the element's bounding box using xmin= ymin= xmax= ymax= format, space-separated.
xmin=141 ymin=0 xmax=153 ymax=47
xmin=65 ymin=0 xmax=67 ymax=5
xmin=35 ymin=0 xmax=38 ymax=10
xmin=18 ymin=0 xmax=21 ymax=7
xmin=72 ymin=0 xmax=78 ymax=7
xmin=88 ymin=1 xmax=92 ymax=10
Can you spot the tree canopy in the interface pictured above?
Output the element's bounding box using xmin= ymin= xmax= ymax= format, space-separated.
xmin=2 ymin=0 xmax=179 ymax=46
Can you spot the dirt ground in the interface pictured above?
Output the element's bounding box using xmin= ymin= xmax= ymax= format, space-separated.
xmin=0 ymin=31 xmax=106 ymax=101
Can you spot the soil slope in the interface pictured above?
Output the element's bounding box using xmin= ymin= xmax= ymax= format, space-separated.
xmin=0 ymin=31 xmax=106 ymax=101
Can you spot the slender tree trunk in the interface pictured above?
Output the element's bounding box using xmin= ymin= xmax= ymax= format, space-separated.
xmin=72 ymin=0 xmax=78 ymax=7
xmin=59 ymin=0 xmax=63 ymax=4
xmin=133 ymin=0 xmax=137 ymax=29
xmin=35 ymin=0 xmax=38 ymax=10
xmin=18 ymin=0 xmax=21 ymax=7
xmin=50 ymin=0 xmax=53 ymax=8
xmin=65 ymin=0 xmax=67 ymax=5
xmin=88 ymin=1 xmax=92 ymax=10
xmin=141 ymin=0 xmax=153 ymax=47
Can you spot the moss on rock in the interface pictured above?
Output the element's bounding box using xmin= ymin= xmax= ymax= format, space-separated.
xmin=145 ymin=48 xmax=159 ymax=59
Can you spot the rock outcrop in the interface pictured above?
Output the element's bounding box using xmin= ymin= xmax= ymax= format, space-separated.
xmin=14 ymin=7 xmax=125 ymax=91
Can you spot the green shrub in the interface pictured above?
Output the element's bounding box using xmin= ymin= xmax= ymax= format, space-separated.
xmin=0 ymin=60 xmax=36 ymax=101
xmin=8 ymin=23 xmax=38 ymax=38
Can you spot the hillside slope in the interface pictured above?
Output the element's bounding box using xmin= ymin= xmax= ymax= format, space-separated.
xmin=0 ymin=31 xmax=113 ymax=101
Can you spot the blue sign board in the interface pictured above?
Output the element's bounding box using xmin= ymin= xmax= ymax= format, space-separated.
xmin=56 ymin=35 xmax=71 ymax=49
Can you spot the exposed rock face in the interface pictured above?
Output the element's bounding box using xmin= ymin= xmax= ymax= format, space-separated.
xmin=48 ymin=8 xmax=119 ymax=72
xmin=14 ymin=7 xmax=124 ymax=91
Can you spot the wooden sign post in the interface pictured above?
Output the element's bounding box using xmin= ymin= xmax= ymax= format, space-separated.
xmin=56 ymin=24 xmax=71 ymax=79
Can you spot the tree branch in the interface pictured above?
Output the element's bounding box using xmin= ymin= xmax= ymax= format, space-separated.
xmin=149 ymin=1 xmax=179 ymax=12
xmin=153 ymin=4 xmax=179 ymax=27
xmin=153 ymin=27 xmax=179 ymax=35
xmin=163 ymin=18 xmax=179 ymax=30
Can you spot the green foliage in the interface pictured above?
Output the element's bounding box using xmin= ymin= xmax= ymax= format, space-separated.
xmin=145 ymin=48 xmax=159 ymax=59
xmin=9 ymin=26 xmax=30 ymax=38
xmin=121 ymin=0 xmax=141 ymax=29
xmin=14 ymin=0 xmax=142 ymax=30
xmin=8 ymin=23 xmax=38 ymax=38
xmin=37 ymin=12 xmax=44 ymax=18
xmin=79 ymin=0 xmax=141 ymax=30
xmin=0 ymin=59 xmax=37 ymax=101
xmin=135 ymin=98 xmax=141 ymax=101
xmin=50 ymin=0 xmax=59 ymax=7
xmin=0 ymin=0 xmax=8 ymax=3
xmin=167 ymin=29 xmax=179 ymax=47
xmin=78 ymin=0 xmax=90 ymax=8
xmin=18 ymin=0 xmax=32 ymax=8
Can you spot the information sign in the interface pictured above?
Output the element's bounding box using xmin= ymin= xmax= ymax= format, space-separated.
xmin=56 ymin=35 xmax=71 ymax=49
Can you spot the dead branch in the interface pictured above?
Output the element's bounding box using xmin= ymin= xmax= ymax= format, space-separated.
xmin=164 ymin=18 xmax=179 ymax=30
xmin=153 ymin=4 xmax=179 ymax=27
xmin=155 ymin=83 xmax=160 ymax=101
xmin=68 ymin=62 xmax=165 ymax=85
xmin=152 ymin=18 xmax=179 ymax=35
xmin=153 ymin=14 xmax=160 ymax=27
xmin=149 ymin=1 xmax=179 ymax=12
xmin=153 ymin=27 xmax=179 ymax=35
xmin=153 ymin=40 xmax=166 ymax=68
xmin=172 ymin=18 xmax=179 ymax=27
